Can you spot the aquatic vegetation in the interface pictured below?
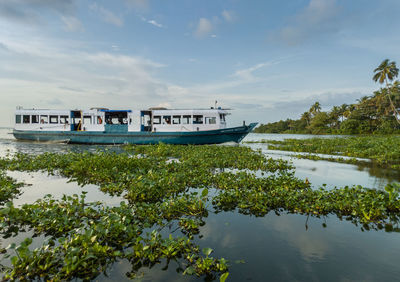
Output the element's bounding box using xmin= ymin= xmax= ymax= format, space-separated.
xmin=1 ymin=144 xmax=400 ymax=280
xmin=0 ymin=172 xmax=24 ymax=205
xmin=293 ymin=154 xmax=363 ymax=165
xmin=256 ymin=136 xmax=400 ymax=167
xmin=0 ymin=194 xmax=227 ymax=280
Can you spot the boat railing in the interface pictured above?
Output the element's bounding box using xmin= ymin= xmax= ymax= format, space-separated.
xmin=15 ymin=124 xmax=71 ymax=131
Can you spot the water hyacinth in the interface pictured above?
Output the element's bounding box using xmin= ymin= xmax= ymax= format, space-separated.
xmin=256 ymin=136 xmax=400 ymax=168
xmin=0 ymin=144 xmax=400 ymax=280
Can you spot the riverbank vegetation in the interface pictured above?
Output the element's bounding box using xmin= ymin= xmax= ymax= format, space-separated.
xmin=255 ymin=59 xmax=400 ymax=134
xmin=258 ymin=136 xmax=400 ymax=168
xmin=1 ymin=144 xmax=400 ymax=280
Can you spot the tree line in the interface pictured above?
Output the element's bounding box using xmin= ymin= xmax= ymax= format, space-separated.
xmin=255 ymin=59 xmax=400 ymax=134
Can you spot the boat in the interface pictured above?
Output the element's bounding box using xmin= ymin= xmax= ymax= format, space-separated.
xmin=13 ymin=107 xmax=257 ymax=145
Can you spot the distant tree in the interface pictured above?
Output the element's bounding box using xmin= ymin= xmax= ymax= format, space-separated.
xmin=329 ymin=106 xmax=341 ymax=129
xmin=344 ymin=104 xmax=355 ymax=119
xmin=309 ymin=101 xmax=321 ymax=116
xmin=373 ymin=59 xmax=400 ymax=124
xmin=254 ymin=60 xmax=400 ymax=134
xmin=300 ymin=112 xmax=311 ymax=126
xmin=339 ymin=104 xmax=348 ymax=122
xmin=356 ymin=96 xmax=369 ymax=105
xmin=309 ymin=112 xmax=330 ymax=134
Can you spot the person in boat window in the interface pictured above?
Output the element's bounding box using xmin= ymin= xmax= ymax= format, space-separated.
xmin=164 ymin=117 xmax=171 ymax=124
xmin=40 ymin=119 xmax=44 ymax=124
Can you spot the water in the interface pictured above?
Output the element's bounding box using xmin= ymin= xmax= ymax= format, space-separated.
xmin=1 ymin=128 xmax=400 ymax=281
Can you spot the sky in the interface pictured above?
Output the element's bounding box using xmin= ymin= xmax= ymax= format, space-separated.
xmin=1 ymin=0 xmax=400 ymax=127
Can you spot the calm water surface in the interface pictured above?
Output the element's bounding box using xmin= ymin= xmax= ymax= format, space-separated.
xmin=1 ymin=128 xmax=400 ymax=281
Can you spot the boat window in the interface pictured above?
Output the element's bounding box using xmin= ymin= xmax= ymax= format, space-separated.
xmin=105 ymin=112 xmax=128 ymax=125
xmin=142 ymin=115 xmax=151 ymax=126
xmin=15 ymin=115 xmax=21 ymax=124
xmin=220 ymin=114 xmax=226 ymax=123
xmin=60 ymin=116 xmax=69 ymax=124
xmin=193 ymin=115 xmax=203 ymax=124
xmin=163 ymin=116 xmax=171 ymax=125
xmin=153 ymin=116 xmax=161 ymax=124
xmin=40 ymin=115 xmax=48 ymax=124
xmin=96 ymin=116 xmax=103 ymax=124
xmin=172 ymin=115 xmax=181 ymax=124
xmin=83 ymin=115 xmax=92 ymax=124
xmin=205 ymin=117 xmax=216 ymax=124
xmin=182 ymin=115 xmax=191 ymax=124
xmin=50 ymin=115 xmax=58 ymax=124
xmin=23 ymin=115 xmax=30 ymax=124
xmin=32 ymin=115 xmax=39 ymax=124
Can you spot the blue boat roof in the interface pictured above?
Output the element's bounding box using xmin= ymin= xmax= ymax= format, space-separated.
xmin=99 ymin=109 xmax=132 ymax=113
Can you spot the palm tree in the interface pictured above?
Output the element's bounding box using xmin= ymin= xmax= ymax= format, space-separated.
xmin=309 ymin=101 xmax=321 ymax=116
xmin=373 ymin=59 xmax=400 ymax=124
xmin=301 ymin=111 xmax=311 ymax=126
xmin=344 ymin=104 xmax=355 ymax=119
xmin=339 ymin=104 xmax=348 ymax=122
xmin=329 ymin=106 xmax=341 ymax=129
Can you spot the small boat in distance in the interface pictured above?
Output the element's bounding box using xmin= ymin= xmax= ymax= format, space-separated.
xmin=13 ymin=107 xmax=257 ymax=145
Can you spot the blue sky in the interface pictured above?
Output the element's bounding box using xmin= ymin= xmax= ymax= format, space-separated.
xmin=1 ymin=0 xmax=400 ymax=126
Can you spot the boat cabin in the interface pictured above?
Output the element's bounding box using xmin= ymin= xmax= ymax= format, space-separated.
xmin=14 ymin=107 xmax=230 ymax=133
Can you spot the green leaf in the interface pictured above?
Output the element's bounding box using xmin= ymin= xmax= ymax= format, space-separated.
xmin=183 ymin=266 xmax=195 ymax=275
xmin=10 ymin=256 xmax=19 ymax=265
xmin=220 ymin=272 xmax=229 ymax=282
xmin=6 ymin=243 xmax=16 ymax=250
xmin=202 ymin=247 xmax=213 ymax=256
xmin=201 ymin=188 xmax=209 ymax=198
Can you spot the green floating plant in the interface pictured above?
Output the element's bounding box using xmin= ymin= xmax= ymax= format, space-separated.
xmin=0 ymin=143 xmax=399 ymax=281
xmin=260 ymin=136 xmax=400 ymax=168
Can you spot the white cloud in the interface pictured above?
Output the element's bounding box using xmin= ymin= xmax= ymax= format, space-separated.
xmin=300 ymin=0 xmax=339 ymax=25
xmin=139 ymin=16 xmax=164 ymax=28
xmin=194 ymin=18 xmax=213 ymax=38
xmin=61 ymin=16 xmax=83 ymax=32
xmin=0 ymin=28 xmax=174 ymax=126
xmin=193 ymin=11 xmax=235 ymax=39
xmin=0 ymin=0 xmax=76 ymax=25
xmin=86 ymin=52 xmax=164 ymax=70
xmin=147 ymin=19 xmax=163 ymax=28
xmin=89 ymin=3 xmax=123 ymax=27
xmin=233 ymin=61 xmax=277 ymax=81
xmin=221 ymin=10 xmax=236 ymax=23
xmin=278 ymin=0 xmax=340 ymax=45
